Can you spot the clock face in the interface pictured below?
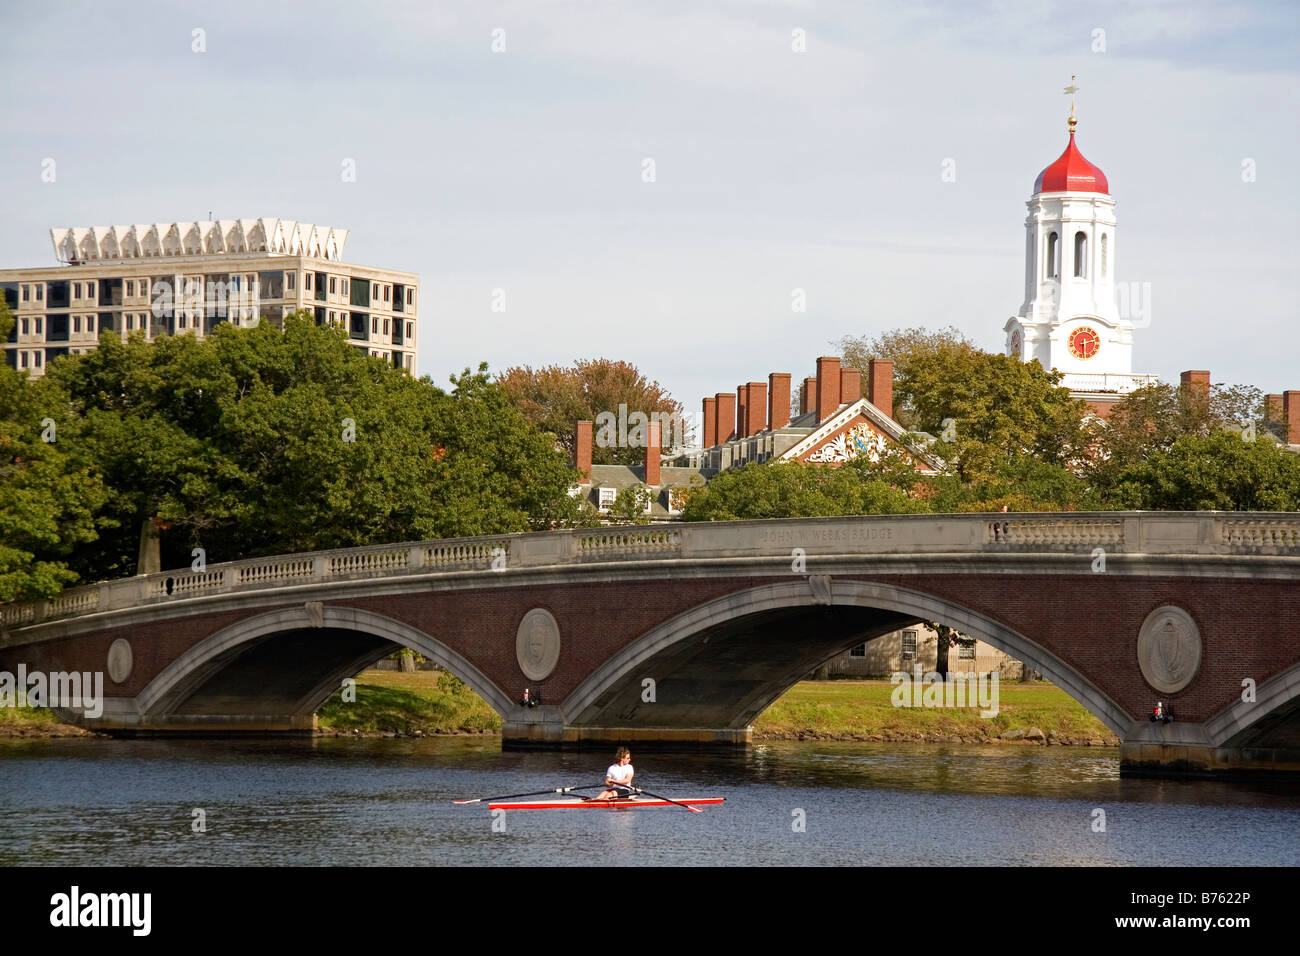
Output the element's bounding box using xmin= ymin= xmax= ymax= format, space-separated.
xmin=1068 ymin=326 xmax=1100 ymax=360
xmin=1010 ymin=329 xmax=1022 ymax=357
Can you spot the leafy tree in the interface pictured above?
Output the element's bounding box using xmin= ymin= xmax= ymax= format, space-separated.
xmin=499 ymin=359 xmax=685 ymax=465
xmin=837 ymin=327 xmax=1090 ymax=483
xmin=43 ymin=313 xmax=585 ymax=581
xmin=0 ymin=303 xmax=106 ymax=600
xmin=610 ymin=484 xmax=655 ymax=524
xmin=1108 ymin=431 xmax=1300 ymax=511
xmin=681 ymin=461 xmax=926 ymax=521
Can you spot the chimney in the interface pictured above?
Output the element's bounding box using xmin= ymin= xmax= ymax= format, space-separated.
xmin=715 ymin=392 xmax=736 ymax=442
xmin=575 ymin=420 xmax=593 ymax=483
xmin=1180 ymin=369 xmax=1211 ymax=392
xmin=1265 ymin=394 xmax=1283 ymax=423
xmin=769 ymin=373 xmax=791 ymax=430
xmin=746 ymin=382 xmax=767 ymax=436
xmin=702 ymin=396 xmax=717 ymax=448
xmin=646 ymin=420 xmax=661 ymax=486
xmin=1285 ymin=391 xmax=1300 ymax=445
xmin=801 ymin=377 xmax=816 ymax=416
xmin=867 ymin=359 xmax=894 ymax=419
xmin=840 ymin=367 xmax=862 ymax=405
xmin=736 ymin=385 xmax=748 ymax=441
xmin=816 ymin=357 xmax=841 ymax=423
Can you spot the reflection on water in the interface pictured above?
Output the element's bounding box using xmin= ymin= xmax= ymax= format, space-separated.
xmin=1 ymin=737 xmax=1297 ymax=866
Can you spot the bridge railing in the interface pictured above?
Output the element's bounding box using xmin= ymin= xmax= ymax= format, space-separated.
xmin=3 ymin=512 xmax=1297 ymax=630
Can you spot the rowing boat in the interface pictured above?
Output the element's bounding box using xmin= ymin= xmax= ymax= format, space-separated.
xmin=489 ymin=795 xmax=725 ymax=811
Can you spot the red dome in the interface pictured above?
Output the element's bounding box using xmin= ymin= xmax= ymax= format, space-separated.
xmin=1033 ymin=131 xmax=1109 ymax=194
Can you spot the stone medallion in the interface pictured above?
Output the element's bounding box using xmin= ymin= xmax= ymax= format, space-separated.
xmin=106 ymin=638 xmax=134 ymax=685
xmin=516 ymin=608 xmax=561 ymax=682
xmin=1136 ymin=605 xmax=1201 ymax=694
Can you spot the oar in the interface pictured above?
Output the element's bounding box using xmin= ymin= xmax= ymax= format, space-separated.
xmin=631 ymin=786 xmax=704 ymax=813
xmin=454 ymin=784 xmax=602 ymax=805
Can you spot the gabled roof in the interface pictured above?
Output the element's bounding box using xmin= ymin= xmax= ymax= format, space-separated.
xmin=776 ymin=399 xmax=944 ymax=474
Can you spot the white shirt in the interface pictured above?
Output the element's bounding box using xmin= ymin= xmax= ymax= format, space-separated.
xmin=606 ymin=762 xmax=634 ymax=784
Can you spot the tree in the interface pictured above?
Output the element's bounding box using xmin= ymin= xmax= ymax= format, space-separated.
xmin=610 ymin=485 xmax=654 ymax=524
xmin=42 ymin=314 xmax=586 ymax=582
xmin=499 ymin=359 xmax=686 ymax=465
xmin=1108 ymin=431 xmax=1300 ymax=511
xmin=837 ymin=327 xmax=1091 ymax=483
xmin=681 ymin=461 xmax=926 ymax=522
xmin=928 ymin=622 xmax=975 ymax=681
xmin=0 ymin=303 xmax=106 ymax=600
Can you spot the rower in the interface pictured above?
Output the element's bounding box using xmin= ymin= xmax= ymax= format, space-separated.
xmin=594 ymin=747 xmax=634 ymax=800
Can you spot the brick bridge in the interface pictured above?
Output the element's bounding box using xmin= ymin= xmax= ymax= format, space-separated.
xmin=2 ymin=512 xmax=1298 ymax=778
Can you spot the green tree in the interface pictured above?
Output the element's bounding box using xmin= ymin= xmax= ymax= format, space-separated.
xmin=610 ymin=484 xmax=655 ymax=524
xmin=43 ymin=313 xmax=585 ymax=581
xmin=1108 ymin=431 xmax=1300 ymax=511
xmin=0 ymin=303 xmax=106 ymax=600
xmin=499 ymin=359 xmax=685 ymax=465
xmin=681 ymin=461 xmax=926 ymax=521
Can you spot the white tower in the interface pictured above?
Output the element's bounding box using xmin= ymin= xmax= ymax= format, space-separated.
xmin=1005 ymin=82 xmax=1156 ymax=403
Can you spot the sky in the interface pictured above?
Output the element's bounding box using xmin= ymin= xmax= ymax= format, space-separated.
xmin=2 ymin=0 xmax=1297 ymax=413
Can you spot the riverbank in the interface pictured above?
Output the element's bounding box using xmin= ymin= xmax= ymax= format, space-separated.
xmin=0 ymin=672 xmax=1120 ymax=746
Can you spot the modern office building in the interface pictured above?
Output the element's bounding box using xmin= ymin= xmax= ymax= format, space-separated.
xmin=1 ymin=219 xmax=418 ymax=376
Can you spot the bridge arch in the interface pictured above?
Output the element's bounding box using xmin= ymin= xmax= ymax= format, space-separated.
xmin=1206 ymin=659 xmax=1300 ymax=750
xmin=136 ymin=604 xmax=515 ymax=720
xmin=562 ymin=579 xmax=1131 ymax=737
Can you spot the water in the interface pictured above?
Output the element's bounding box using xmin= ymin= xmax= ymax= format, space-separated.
xmin=1 ymin=737 xmax=1297 ymax=866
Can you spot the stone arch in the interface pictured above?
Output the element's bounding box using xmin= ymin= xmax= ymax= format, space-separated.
xmin=561 ymin=579 xmax=1131 ymax=736
xmin=135 ymin=604 xmax=514 ymax=719
xmin=1206 ymin=659 xmax=1300 ymax=748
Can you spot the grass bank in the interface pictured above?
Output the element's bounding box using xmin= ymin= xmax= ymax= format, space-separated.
xmin=316 ymin=668 xmax=502 ymax=736
xmin=752 ymin=679 xmax=1118 ymax=745
xmin=0 ymin=705 xmax=94 ymax=738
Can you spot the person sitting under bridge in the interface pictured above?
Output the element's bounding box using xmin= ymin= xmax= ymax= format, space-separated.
xmin=594 ymin=747 xmax=634 ymax=800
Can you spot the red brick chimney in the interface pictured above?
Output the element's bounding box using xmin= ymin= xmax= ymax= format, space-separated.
xmin=746 ymin=382 xmax=767 ymax=436
xmin=867 ymin=359 xmax=894 ymax=419
xmin=575 ymin=420 xmax=593 ymax=483
xmin=1265 ymin=394 xmax=1283 ymax=423
xmin=769 ymin=373 xmax=791 ymax=430
xmin=715 ymin=392 xmax=736 ymax=442
xmin=1180 ymin=370 xmax=1211 ymax=391
xmin=801 ymin=377 xmax=816 ymax=415
xmin=646 ymin=420 xmax=661 ymax=486
xmin=1285 ymin=391 xmax=1300 ymax=445
xmin=702 ymin=396 xmax=717 ymax=448
xmin=736 ymin=385 xmax=748 ymax=441
xmin=840 ymin=367 xmax=862 ymax=405
xmin=816 ymin=357 xmax=841 ymax=423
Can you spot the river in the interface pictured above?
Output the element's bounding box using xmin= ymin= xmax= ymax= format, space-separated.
xmin=2 ymin=737 xmax=1297 ymax=866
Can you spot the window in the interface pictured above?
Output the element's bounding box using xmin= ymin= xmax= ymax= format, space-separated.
xmin=178 ymin=314 xmax=187 ymax=329
xmin=598 ymin=487 xmax=617 ymax=512
xmin=849 ymin=643 xmax=866 ymax=657
xmin=406 ymin=289 xmax=413 ymax=305
xmin=901 ymin=629 xmax=918 ymax=661
xmin=35 ymin=318 xmax=42 ymax=335
xmin=140 ymin=280 xmax=148 ymax=297
xmin=19 ymin=351 xmax=27 ymax=369
xmin=404 ymin=354 xmax=412 ymax=370
xmin=1073 ymin=231 xmax=1087 ymax=278
xmin=87 ymin=315 xmax=95 ymax=333
xmin=21 ymin=285 xmax=29 ymax=302
xmin=329 ymin=277 xmax=336 ymax=294
xmin=406 ymin=321 xmax=413 ymax=339
xmin=287 ymin=272 xmax=295 ymax=291
xmin=20 ymin=318 xmax=28 ymax=335
xmin=372 ymin=318 xmax=379 ymax=335
xmin=1100 ymin=234 xmax=1108 ymax=278
xmin=231 ymin=275 xmax=241 ymax=292
xmin=126 ymin=315 xmax=134 ymax=330
xmin=958 ymin=643 xmax=976 ymax=660
xmin=384 ymin=285 xmax=390 ymax=301
xmin=71 ymin=282 xmax=79 ymax=298
xmin=1046 ymin=233 xmax=1058 ymax=278
xmin=305 ymin=272 xmax=313 ymax=291
xmin=34 ymin=351 xmax=42 ymax=368
xmin=72 ymin=316 xmax=81 ymax=333
xmin=341 ymin=278 xmax=349 ymax=295
xmin=35 ymin=285 xmax=42 ymax=301
xmin=383 ymin=318 xmax=389 ymax=335
xmin=125 ymin=280 xmax=134 ymax=296
xmin=86 ymin=284 xmax=95 ymax=300
xmin=372 ymin=283 xmax=379 ymax=298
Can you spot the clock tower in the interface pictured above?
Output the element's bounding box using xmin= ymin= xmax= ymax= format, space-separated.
xmin=1005 ymin=79 xmax=1157 ymax=413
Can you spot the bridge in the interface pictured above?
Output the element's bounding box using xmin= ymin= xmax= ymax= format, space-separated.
xmin=2 ymin=512 xmax=1298 ymax=778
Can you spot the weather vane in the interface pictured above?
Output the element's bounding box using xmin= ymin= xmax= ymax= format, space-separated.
xmin=1064 ymin=74 xmax=1079 ymax=132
